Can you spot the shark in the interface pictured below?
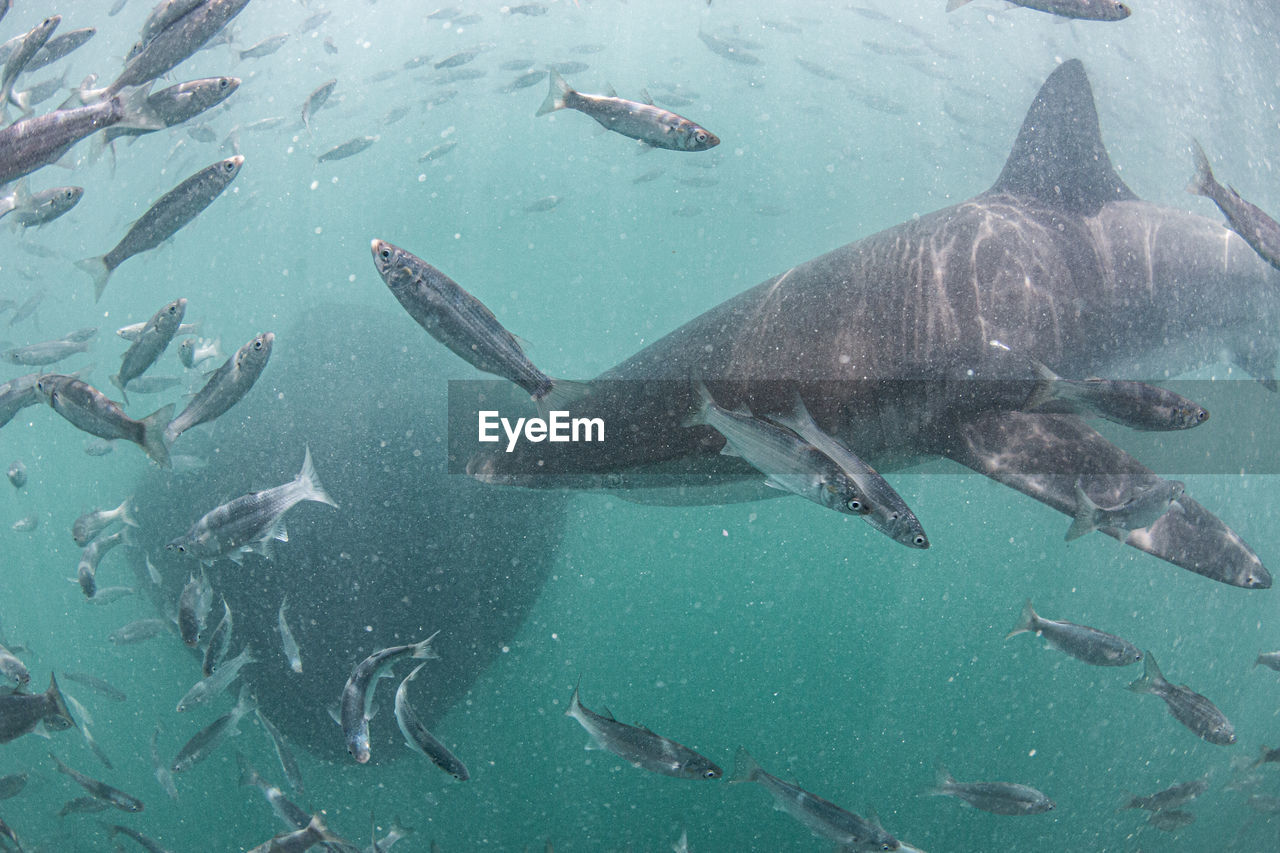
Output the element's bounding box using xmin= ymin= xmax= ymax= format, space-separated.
xmin=467 ymin=59 xmax=1278 ymax=590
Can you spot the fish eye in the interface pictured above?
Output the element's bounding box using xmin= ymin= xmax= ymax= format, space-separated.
xmin=846 ymin=498 xmax=862 ymax=512
xmin=219 ymin=78 xmax=230 ymax=88
xmin=253 ymin=340 xmax=263 ymax=350
xmin=914 ymin=535 xmax=927 ymax=547
xmin=1197 ymin=409 xmax=1208 ymax=422
xmin=703 ymin=769 xmax=718 ymax=778
xmin=380 ymin=248 xmax=392 ymax=260
xmin=694 ymin=131 xmax=707 ymax=143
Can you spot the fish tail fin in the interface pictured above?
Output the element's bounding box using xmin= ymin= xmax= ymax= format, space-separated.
xmin=0 ymin=193 xmax=15 ymax=220
xmin=680 ymin=380 xmax=714 ymax=428
xmin=1065 ymin=480 xmax=1098 ymax=542
xmin=295 ymin=445 xmax=338 ymax=508
xmin=1253 ymin=745 xmax=1272 ymax=769
xmin=1255 ymin=652 xmax=1265 ymax=668
xmin=411 ymin=631 xmax=442 ymax=661
xmin=209 ymin=337 xmax=224 ymax=361
xmin=119 ymin=498 xmax=139 ymax=529
xmin=109 ymin=374 xmax=129 ymax=404
xmin=1126 ymin=651 xmax=1161 ymax=694
xmin=10 ymin=88 xmax=32 ymax=120
xmin=75 ymin=257 xmax=112 ymax=302
xmin=1115 ymin=791 xmax=1138 ymax=811
xmin=113 ymin=83 xmax=164 ymax=132
xmin=140 ymin=403 xmax=175 ymax=468
xmin=727 ymin=746 xmax=761 ymax=785
xmin=535 ymin=69 xmax=572 ymax=116
xmin=565 ymin=676 xmax=584 ymax=720
xmin=1005 ymin=599 xmax=1037 ymax=640
xmin=45 ymin=673 xmax=76 ymax=730
xmin=1187 ymin=139 xmax=1216 ymax=197
xmin=534 ymin=379 xmax=592 ymax=420
xmin=946 ymin=0 xmax=974 ymax=9
xmin=1023 ymin=359 xmax=1064 ymax=412
xmin=927 ymin=762 xmax=955 ymax=796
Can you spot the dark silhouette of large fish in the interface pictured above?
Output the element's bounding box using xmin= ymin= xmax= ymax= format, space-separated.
xmin=468 ymin=60 xmax=1278 ymax=590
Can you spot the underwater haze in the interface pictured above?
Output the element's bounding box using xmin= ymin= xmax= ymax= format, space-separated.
xmin=4 ymin=0 xmax=1280 ymax=851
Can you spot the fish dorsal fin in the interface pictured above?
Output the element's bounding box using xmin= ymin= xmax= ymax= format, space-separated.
xmin=599 ymin=705 xmax=616 ymax=721
xmin=989 ymin=59 xmax=1136 ymax=216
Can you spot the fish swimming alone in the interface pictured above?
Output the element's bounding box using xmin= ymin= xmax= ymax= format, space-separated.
xmin=1187 ymin=139 xmax=1280 ymax=274
xmin=1127 ymin=651 xmax=1236 ymax=745
xmin=77 ymin=157 xmax=243 ymax=301
xmin=566 ymin=682 xmax=722 ymax=780
xmin=728 ymin=746 xmax=899 ymax=848
xmin=928 ymin=764 xmax=1056 ymax=815
xmin=1006 ymin=599 xmax=1142 ymax=666
xmin=395 ymin=661 xmax=470 ymax=780
xmin=536 ymin=70 xmax=719 ymax=152
xmin=468 ymin=59 xmax=1276 ymax=591
xmin=946 ymin=0 xmax=1130 ymax=20
xmin=371 ymin=239 xmax=585 ymax=410
xmin=166 ymin=447 xmax=337 ymax=564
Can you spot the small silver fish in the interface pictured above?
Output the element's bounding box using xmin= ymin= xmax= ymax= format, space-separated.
xmin=946 ymin=0 xmax=1130 ymax=20
xmin=151 ymin=723 xmax=178 ymax=800
xmin=73 ymin=499 xmax=137 ymax=545
xmin=256 ymin=708 xmax=304 ymax=795
xmin=108 ymin=618 xmax=169 ymax=645
xmin=277 ymin=595 xmax=302 ymax=674
xmin=202 ymin=599 xmax=232 ymax=677
xmin=1188 ymin=139 xmax=1280 ymax=273
xmin=2 ymin=338 xmax=91 ymax=366
xmin=165 ymin=332 xmax=271 ymax=448
xmin=76 ymin=528 xmax=130 ymax=599
xmin=0 ymin=643 xmax=29 ymax=687
xmin=317 ymin=136 xmax=376 ymax=163
xmin=238 ymin=33 xmax=288 ymax=61
xmin=928 ymin=764 xmax=1055 ymax=815
xmin=0 ymin=180 xmax=83 ymax=229
xmin=685 ymin=382 xmax=873 ymax=519
xmin=177 ymin=570 xmax=212 ymax=646
xmin=300 ymin=79 xmax=336 ymax=134
xmin=176 ymin=645 xmax=254 ymax=712
xmin=341 ymin=635 xmax=440 ymax=763
xmin=372 ymin=240 xmax=585 ymax=408
xmin=1127 ymin=652 xmax=1236 ymax=745
xmin=566 ymin=682 xmax=721 ymax=780
xmin=728 ymin=747 xmax=897 ymax=847
xmin=119 ymin=320 xmax=200 ymax=342
xmin=77 ymin=158 xmax=243 ymax=301
xmin=113 ymin=298 xmax=187 ymax=398
xmin=769 ymin=392 xmax=928 ymax=548
xmin=166 ymin=446 xmax=336 ymax=564
xmin=1006 ymin=600 xmax=1142 ymax=666
xmin=1121 ymin=779 xmax=1208 ymax=811
xmin=172 ymin=686 xmax=254 ymax=772
xmin=1023 ymin=360 xmax=1209 ymax=431
xmin=395 ymin=661 xmax=469 ymax=780
xmin=49 ymin=751 xmax=144 ymax=812
xmin=177 ymin=335 xmax=221 ymax=368
xmin=536 ymin=71 xmax=718 ymax=152
xmin=5 ymin=460 xmax=24 ymax=488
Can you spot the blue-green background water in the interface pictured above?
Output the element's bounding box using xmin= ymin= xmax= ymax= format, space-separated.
xmin=4 ymin=0 xmax=1280 ymax=850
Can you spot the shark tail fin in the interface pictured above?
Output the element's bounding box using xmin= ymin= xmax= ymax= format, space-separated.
xmin=536 ymin=70 xmax=572 ymax=117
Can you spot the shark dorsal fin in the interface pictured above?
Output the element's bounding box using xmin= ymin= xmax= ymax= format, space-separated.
xmin=990 ymin=59 xmax=1136 ymax=216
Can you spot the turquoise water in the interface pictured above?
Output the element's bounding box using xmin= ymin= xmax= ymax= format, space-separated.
xmin=4 ymin=0 xmax=1280 ymax=851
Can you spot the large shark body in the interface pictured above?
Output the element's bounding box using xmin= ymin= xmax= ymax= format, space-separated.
xmin=471 ymin=60 xmax=1278 ymax=589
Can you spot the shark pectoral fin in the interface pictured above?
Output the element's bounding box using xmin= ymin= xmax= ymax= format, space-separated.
xmin=940 ymin=412 xmax=1270 ymax=589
